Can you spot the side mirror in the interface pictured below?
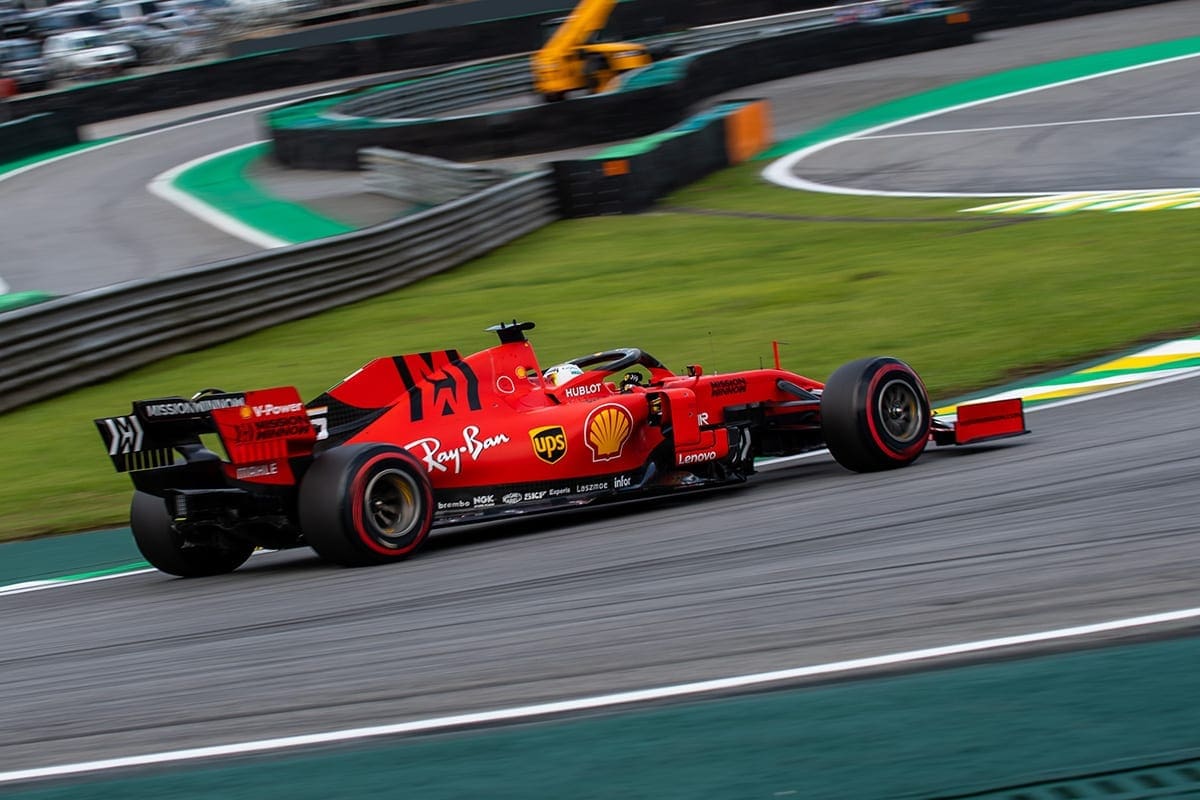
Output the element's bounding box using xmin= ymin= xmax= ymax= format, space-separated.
xmin=685 ymin=364 xmax=703 ymax=377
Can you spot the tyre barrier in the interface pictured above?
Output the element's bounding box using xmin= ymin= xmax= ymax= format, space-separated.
xmin=0 ymin=112 xmax=77 ymax=164
xmin=269 ymin=7 xmax=977 ymax=169
xmin=0 ymin=171 xmax=557 ymax=415
xmin=552 ymin=99 xmax=771 ymax=216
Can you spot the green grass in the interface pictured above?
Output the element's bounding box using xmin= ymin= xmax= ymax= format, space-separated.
xmin=2 ymin=163 xmax=1198 ymax=540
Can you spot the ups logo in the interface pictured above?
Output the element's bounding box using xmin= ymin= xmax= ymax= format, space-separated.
xmin=529 ymin=426 xmax=567 ymax=464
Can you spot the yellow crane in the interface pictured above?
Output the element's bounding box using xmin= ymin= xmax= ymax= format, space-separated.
xmin=531 ymin=0 xmax=653 ymax=101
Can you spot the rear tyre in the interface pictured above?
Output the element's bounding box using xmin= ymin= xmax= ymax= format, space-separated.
xmin=130 ymin=491 xmax=254 ymax=577
xmin=820 ymin=357 xmax=931 ymax=473
xmin=299 ymin=444 xmax=434 ymax=567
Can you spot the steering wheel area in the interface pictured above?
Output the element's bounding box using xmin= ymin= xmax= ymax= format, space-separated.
xmin=567 ymin=348 xmax=647 ymax=375
xmin=569 ymin=348 xmax=671 ymax=374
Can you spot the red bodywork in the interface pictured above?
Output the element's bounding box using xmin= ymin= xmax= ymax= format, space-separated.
xmin=247 ymin=332 xmax=827 ymax=520
xmin=96 ymin=322 xmax=1027 ymax=548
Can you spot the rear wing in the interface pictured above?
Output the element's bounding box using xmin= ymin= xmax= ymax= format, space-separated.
xmin=95 ymin=391 xmax=246 ymax=473
xmin=931 ymin=397 xmax=1028 ymax=446
xmin=95 ymin=387 xmax=317 ymax=476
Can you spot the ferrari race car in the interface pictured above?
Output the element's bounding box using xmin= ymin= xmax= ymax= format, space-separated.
xmin=95 ymin=321 xmax=1027 ymax=577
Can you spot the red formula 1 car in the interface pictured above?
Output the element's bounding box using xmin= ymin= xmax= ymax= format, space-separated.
xmin=95 ymin=321 xmax=1026 ymax=576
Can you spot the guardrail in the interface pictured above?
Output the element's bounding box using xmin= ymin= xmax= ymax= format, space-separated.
xmin=361 ymin=147 xmax=509 ymax=204
xmin=0 ymin=171 xmax=557 ymax=414
xmin=334 ymin=60 xmax=532 ymax=119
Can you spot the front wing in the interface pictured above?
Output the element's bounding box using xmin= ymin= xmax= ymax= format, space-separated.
xmin=931 ymin=397 xmax=1028 ymax=446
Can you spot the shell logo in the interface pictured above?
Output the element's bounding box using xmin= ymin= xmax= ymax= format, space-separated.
xmin=585 ymin=403 xmax=634 ymax=462
xmin=239 ymin=406 xmax=253 ymax=419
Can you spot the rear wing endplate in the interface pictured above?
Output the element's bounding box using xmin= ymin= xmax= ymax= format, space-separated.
xmin=95 ymin=392 xmax=247 ymax=473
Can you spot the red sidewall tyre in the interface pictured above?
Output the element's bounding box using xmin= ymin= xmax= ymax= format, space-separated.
xmin=299 ymin=444 xmax=434 ymax=567
xmin=821 ymin=357 xmax=931 ymax=473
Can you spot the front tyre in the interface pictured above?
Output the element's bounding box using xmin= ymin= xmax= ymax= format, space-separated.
xmin=299 ymin=444 xmax=434 ymax=567
xmin=821 ymin=357 xmax=931 ymax=473
xmin=130 ymin=491 xmax=254 ymax=577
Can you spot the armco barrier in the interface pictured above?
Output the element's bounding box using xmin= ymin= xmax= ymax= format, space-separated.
xmin=0 ymin=172 xmax=557 ymax=413
xmin=361 ymin=147 xmax=508 ymax=204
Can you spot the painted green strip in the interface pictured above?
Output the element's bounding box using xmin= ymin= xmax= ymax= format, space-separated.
xmin=172 ymin=142 xmax=355 ymax=243
xmin=0 ymin=527 xmax=141 ymax=584
xmin=7 ymin=634 xmax=1200 ymax=799
xmin=758 ymin=37 xmax=1200 ymax=160
xmin=49 ymin=562 xmax=151 ymax=581
xmin=617 ymin=52 xmax=697 ymax=92
xmin=0 ymin=291 xmax=54 ymax=313
xmin=1038 ymin=356 xmax=1200 ymax=386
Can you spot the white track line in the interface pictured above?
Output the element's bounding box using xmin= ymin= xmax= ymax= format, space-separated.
xmin=5 ymin=52 xmax=1199 ymax=785
xmin=4 ymin=366 xmax=1197 ymax=596
xmin=0 ymin=92 xmax=341 ymax=247
xmin=851 ymin=110 xmax=1200 ymax=140
xmin=147 ymin=140 xmax=289 ymax=249
xmin=0 ymin=376 xmax=1197 ymax=782
xmin=0 ymin=97 xmax=319 ymax=186
xmin=763 ymin=51 xmax=1200 ymax=197
xmin=3 ymin=605 xmax=1199 ymax=784
xmin=0 ymin=569 xmax=157 ymax=597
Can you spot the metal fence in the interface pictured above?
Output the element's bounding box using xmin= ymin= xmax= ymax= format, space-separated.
xmin=332 ymin=60 xmax=532 ymax=119
xmin=361 ymin=147 xmax=509 ymax=204
xmin=0 ymin=171 xmax=557 ymax=414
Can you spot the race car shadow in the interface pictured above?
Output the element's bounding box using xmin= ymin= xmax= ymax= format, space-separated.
xmin=422 ymin=485 xmax=759 ymax=555
xmin=233 ymin=484 xmax=762 ymax=575
xmin=239 ymin=460 xmax=846 ymax=574
xmin=927 ymin=441 xmax=1026 ymax=459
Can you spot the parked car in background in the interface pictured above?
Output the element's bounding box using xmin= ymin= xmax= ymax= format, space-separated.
xmin=148 ymin=9 xmax=216 ymax=55
xmin=0 ymin=36 xmax=49 ymax=91
xmin=23 ymin=2 xmax=104 ymax=40
xmin=41 ymin=28 xmax=135 ymax=79
xmin=106 ymin=20 xmax=180 ymax=63
xmin=0 ymin=6 xmax=32 ymax=39
xmin=93 ymin=0 xmax=160 ymax=26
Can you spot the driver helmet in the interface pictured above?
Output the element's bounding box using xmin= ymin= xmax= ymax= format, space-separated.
xmin=543 ymin=363 xmax=584 ymax=387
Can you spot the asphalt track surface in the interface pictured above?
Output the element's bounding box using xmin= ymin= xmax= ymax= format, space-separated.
xmin=3 ymin=375 xmax=1200 ymax=775
xmin=782 ymin=51 xmax=1200 ymax=195
xmin=2 ymin=1 xmax=1199 ymax=295
xmin=2 ymin=0 xmax=1200 ymax=780
xmin=0 ymin=78 xmax=414 ymax=296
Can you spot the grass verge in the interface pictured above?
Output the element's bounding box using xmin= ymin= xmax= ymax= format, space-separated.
xmin=2 ymin=163 xmax=1197 ymax=540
